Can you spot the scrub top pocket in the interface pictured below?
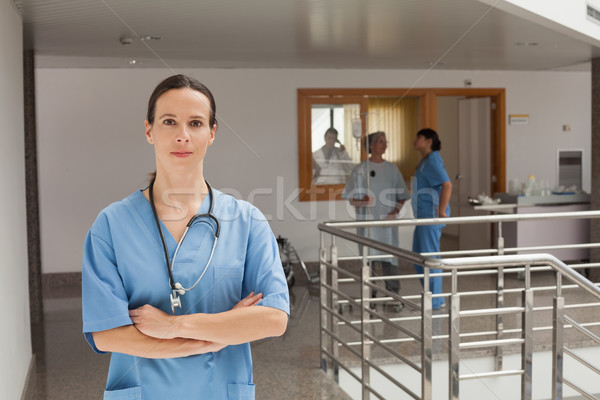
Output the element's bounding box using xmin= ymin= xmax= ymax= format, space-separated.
xmin=103 ymin=386 xmax=142 ymax=399
xmin=227 ymin=383 xmax=255 ymax=400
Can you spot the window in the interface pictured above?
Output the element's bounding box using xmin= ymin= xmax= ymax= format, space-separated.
xmin=367 ymin=96 xmax=420 ymax=180
xmin=297 ymin=93 xmax=367 ymax=201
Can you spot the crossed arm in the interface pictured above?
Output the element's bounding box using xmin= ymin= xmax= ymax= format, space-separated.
xmin=93 ymin=292 xmax=288 ymax=359
xmin=438 ymin=181 xmax=452 ymax=218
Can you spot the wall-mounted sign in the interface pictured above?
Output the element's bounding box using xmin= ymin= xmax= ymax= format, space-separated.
xmin=509 ymin=114 xmax=529 ymax=125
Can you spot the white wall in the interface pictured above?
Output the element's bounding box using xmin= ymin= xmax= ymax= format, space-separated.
xmin=0 ymin=0 xmax=32 ymax=398
xmin=35 ymin=65 xmax=591 ymax=273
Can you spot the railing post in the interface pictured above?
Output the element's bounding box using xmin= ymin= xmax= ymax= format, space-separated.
xmin=422 ymin=289 xmax=433 ymax=400
xmin=552 ymin=272 xmax=564 ymax=400
xmin=496 ymin=266 xmax=505 ymax=371
xmin=496 ymin=222 xmax=505 ymax=370
xmin=319 ymin=232 xmax=330 ymax=374
xmin=521 ymin=265 xmax=533 ymax=400
xmin=361 ymin=246 xmax=371 ymax=400
xmin=497 ymin=221 xmax=504 ymax=255
xmin=331 ymin=238 xmax=339 ymax=383
xmin=449 ymin=269 xmax=460 ymax=400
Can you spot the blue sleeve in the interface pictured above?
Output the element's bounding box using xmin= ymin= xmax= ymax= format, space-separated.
xmin=428 ymin=154 xmax=450 ymax=187
xmin=82 ymin=220 xmax=133 ymax=354
xmin=242 ymin=208 xmax=290 ymax=315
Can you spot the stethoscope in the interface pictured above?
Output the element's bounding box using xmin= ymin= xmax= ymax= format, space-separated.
xmin=148 ymin=179 xmax=221 ymax=313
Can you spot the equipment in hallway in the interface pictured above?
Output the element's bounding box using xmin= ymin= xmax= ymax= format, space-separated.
xmin=276 ymin=235 xmax=319 ymax=287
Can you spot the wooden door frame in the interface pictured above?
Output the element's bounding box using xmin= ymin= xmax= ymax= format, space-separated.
xmin=431 ymin=88 xmax=506 ymax=195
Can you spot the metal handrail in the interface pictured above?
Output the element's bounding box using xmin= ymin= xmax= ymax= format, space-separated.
xmin=320 ymin=221 xmax=600 ymax=301
xmin=318 ymin=210 xmax=600 ymax=400
xmin=323 ymin=209 xmax=600 ymax=228
xmin=427 ymin=254 xmax=600 ymax=300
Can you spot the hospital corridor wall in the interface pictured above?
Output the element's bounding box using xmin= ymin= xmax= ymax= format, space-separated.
xmin=0 ymin=1 xmax=33 ymax=399
xmin=34 ymin=63 xmax=591 ymax=278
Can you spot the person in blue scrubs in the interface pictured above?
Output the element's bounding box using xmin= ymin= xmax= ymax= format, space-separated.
xmin=343 ymin=132 xmax=410 ymax=310
xmin=82 ymin=75 xmax=290 ymax=400
xmin=412 ymin=128 xmax=452 ymax=310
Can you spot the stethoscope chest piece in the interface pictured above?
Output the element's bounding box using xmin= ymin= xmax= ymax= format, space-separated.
xmin=170 ymin=283 xmax=185 ymax=313
xmin=170 ymin=291 xmax=182 ymax=314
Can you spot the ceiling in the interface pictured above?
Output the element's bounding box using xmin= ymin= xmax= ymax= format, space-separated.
xmin=14 ymin=0 xmax=600 ymax=70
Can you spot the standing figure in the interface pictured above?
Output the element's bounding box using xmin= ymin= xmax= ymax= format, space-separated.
xmin=313 ymin=127 xmax=354 ymax=185
xmin=412 ymin=128 xmax=452 ymax=310
xmin=82 ymin=74 xmax=289 ymax=399
xmin=343 ymin=131 xmax=410 ymax=310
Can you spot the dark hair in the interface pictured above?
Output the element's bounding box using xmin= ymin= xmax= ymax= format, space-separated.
xmin=324 ymin=127 xmax=338 ymax=138
xmin=146 ymin=74 xmax=217 ymax=127
xmin=416 ymin=128 xmax=441 ymax=151
xmin=363 ymin=131 xmax=385 ymax=154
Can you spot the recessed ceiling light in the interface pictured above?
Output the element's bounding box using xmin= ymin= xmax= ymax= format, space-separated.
xmin=129 ymin=59 xmax=138 ymax=65
xmin=516 ymin=42 xmax=539 ymax=46
xmin=119 ymin=36 xmax=134 ymax=45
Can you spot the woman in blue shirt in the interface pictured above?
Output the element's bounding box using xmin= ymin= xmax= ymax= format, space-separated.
xmin=82 ymin=75 xmax=289 ymax=399
xmin=412 ymin=128 xmax=452 ymax=310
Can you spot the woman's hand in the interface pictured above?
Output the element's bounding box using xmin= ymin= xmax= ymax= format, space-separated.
xmin=233 ymin=291 xmax=263 ymax=310
xmin=386 ymin=200 xmax=406 ymax=219
xmin=438 ymin=181 xmax=452 ymax=219
xmin=129 ymin=304 xmax=179 ymax=339
xmin=385 ymin=211 xmax=396 ymax=220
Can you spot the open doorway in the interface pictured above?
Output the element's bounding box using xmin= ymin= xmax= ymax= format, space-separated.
xmin=437 ymin=96 xmax=493 ymax=250
xmin=457 ymin=97 xmax=492 ymax=250
xmin=437 ymin=93 xmax=502 ymax=251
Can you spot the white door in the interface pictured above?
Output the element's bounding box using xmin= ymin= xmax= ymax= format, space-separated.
xmin=457 ymin=97 xmax=491 ymax=250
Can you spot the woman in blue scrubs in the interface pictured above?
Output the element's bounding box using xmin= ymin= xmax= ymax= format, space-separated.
xmin=82 ymin=75 xmax=289 ymax=399
xmin=412 ymin=128 xmax=452 ymax=310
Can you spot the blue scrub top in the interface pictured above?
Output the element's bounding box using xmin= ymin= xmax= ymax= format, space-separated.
xmin=82 ymin=188 xmax=290 ymax=400
xmin=412 ymin=151 xmax=451 ymax=219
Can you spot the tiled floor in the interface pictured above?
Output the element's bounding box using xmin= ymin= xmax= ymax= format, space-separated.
xmin=24 ymin=261 xmax=600 ymax=400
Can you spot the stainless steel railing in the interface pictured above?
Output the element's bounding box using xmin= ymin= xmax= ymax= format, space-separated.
xmin=318 ymin=210 xmax=600 ymax=400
